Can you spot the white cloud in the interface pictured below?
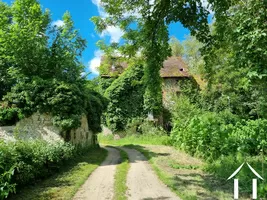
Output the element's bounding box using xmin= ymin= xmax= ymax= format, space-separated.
xmin=201 ymin=0 xmax=214 ymax=14
xmin=101 ymin=26 xmax=124 ymax=43
xmin=91 ymin=0 xmax=125 ymax=43
xmin=92 ymin=0 xmax=108 ymax=17
xmin=52 ymin=20 xmax=65 ymax=27
xmin=89 ymin=50 xmax=103 ymax=75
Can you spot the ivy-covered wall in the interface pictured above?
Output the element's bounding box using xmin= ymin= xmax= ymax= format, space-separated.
xmin=104 ymin=64 xmax=145 ymax=132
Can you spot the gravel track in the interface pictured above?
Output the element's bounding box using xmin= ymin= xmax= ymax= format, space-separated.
xmin=73 ymin=147 xmax=120 ymax=200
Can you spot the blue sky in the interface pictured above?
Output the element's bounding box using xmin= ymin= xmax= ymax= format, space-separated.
xmin=3 ymin=0 xmax=193 ymax=79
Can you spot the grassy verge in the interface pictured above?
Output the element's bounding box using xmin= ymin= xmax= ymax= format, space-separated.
xmin=125 ymin=144 xmax=233 ymax=200
xmin=112 ymin=147 xmax=130 ymax=200
xmin=98 ymin=133 xmax=170 ymax=146
xmin=9 ymin=147 xmax=107 ymax=200
xmin=124 ymin=144 xmax=191 ymax=199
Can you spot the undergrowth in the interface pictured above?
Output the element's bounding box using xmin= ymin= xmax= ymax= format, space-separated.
xmin=8 ymin=147 xmax=107 ymax=200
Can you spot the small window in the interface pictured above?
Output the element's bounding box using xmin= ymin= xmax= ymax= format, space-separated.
xmin=179 ymin=68 xmax=184 ymax=72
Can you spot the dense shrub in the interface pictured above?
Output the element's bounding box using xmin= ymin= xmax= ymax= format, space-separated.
xmin=104 ymin=63 xmax=145 ymax=132
xmin=0 ymin=140 xmax=76 ymax=199
xmin=125 ymin=118 xmax=167 ymax=136
xmin=171 ymin=96 xmax=261 ymax=157
xmin=171 ymin=95 xmax=267 ymax=160
xmin=85 ymin=89 xmax=108 ymax=133
xmin=171 ymin=109 xmax=239 ymax=159
xmin=0 ymin=106 xmax=24 ymax=126
xmin=228 ymin=119 xmax=267 ymax=155
xmin=2 ymin=78 xmax=107 ymax=132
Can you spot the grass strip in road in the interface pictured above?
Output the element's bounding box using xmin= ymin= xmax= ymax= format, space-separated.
xmin=112 ymin=147 xmax=130 ymax=200
xmin=123 ymin=145 xmax=187 ymax=199
xmin=9 ymin=147 xmax=108 ymax=200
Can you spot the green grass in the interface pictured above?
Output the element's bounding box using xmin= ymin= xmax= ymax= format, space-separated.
xmin=112 ymin=147 xmax=130 ymax=200
xmin=124 ymin=145 xmax=233 ymax=200
xmin=9 ymin=148 xmax=108 ymax=200
xmin=124 ymin=144 xmax=192 ymax=199
xmin=98 ymin=133 xmax=170 ymax=146
xmin=169 ymin=162 xmax=199 ymax=170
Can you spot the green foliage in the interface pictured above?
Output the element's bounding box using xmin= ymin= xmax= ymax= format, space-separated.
xmin=0 ymin=106 xmax=24 ymax=126
xmin=92 ymin=0 xmax=211 ymax=116
xmin=182 ymin=35 xmax=204 ymax=75
xmin=171 ymin=110 xmax=239 ymax=159
xmin=0 ymin=0 xmax=106 ymax=132
xmin=178 ymin=78 xmax=201 ymax=104
xmin=205 ymin=154 xmax=267 ymax=198
xmin=85 ymin=88 xmax=108 ymax=133
xmin=4 ymin=78 xmax=84 ymax=130
xmin=169 ymin=36 xmax=184 ymax=57
xmin=104 ymin=62 xmax=144 ymax=132
xmin=0 ymin=140 xmax=77 ymax=199
xmin=0 ymin=166 xmax=16 ymax=200
xmin=200 ymin=0 xmax=267 ymax=118
xmin=228 ymin=119 xmax=267 ymax=155
xmin=125 ymin=118 xmax=168 ymax=136
xmin=171 ymin=95 xmax=267 ymax=160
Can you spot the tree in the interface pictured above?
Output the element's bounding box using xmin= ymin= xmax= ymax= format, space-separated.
xmin=48 ymin=11 xmax=86 ymax=83
xmin=92 ymin=0 xmax=211 ymax=117
xmin=169 ymin=36 xmax=184 ymax=57
xmin=183 ymin=35 xmax=204 ymax=75
xmin=201 ymin=0 xmax=267 ymax=118
xmin=0 ymin=0 xmax=107 ymax=131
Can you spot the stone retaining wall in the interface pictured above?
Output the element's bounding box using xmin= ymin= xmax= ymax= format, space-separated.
xmin=0 ymin=112 xmax=94 ymax=146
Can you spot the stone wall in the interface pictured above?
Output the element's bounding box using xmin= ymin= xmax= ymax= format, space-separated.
xmin=0 ymin=112 xmax=94 ymax=146
xmin=162 ymin=78 xmax=180 ymax=107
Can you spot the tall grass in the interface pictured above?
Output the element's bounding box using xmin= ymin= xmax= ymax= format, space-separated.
xmin=98 ymin=133 xmax=170 ymax=146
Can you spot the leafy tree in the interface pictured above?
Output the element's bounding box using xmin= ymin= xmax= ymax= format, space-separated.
xmin=169 ymin=36 xmax=184 ymax=57
xmin=7 ymin=0 xmax=50 ymax=78
xmin=48 ymin=11 xmax=86 ymax=82
xmin=92 ymin=0 xmax=211 ymax=118
xmin=0 ymin=0 xmax=107 ymax=132
xmin=0 ymin=2 xmax=13 ymax=100
xmin=182 ymin=35 xmax=204 ymax=75
xmin=201 ymin=0 xmax=267 ymax=118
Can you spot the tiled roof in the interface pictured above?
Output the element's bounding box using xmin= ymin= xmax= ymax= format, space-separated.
xmin=100 ymin=56 xmax=190 ymax=78
xmin=160 ymin=56 xmax=189 ymax=78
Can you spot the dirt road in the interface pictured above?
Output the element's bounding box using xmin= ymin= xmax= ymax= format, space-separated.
xmin=73 ymin=147 xmax=120 ymax=200
xmin=122 ymin=147 xmax=180 ymax=200
xmin=73 ymin=146 xmax=180 ymax=200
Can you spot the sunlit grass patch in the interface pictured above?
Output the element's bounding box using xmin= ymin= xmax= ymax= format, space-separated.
xmin=98 ymin=132 xmax=170 ymax=146
xmin=112 ymin=147 xmax=130 ymax=200
xmin=9 ymin=148 xmax=107 ymax=200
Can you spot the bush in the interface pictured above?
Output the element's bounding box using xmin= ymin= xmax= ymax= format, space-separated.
xmin=0 ymin=106 xmax=24 ymax=126
xmin=3 ymin=78 xmax=107 ymax=132
xmin=228 ymin=119 xmax=267 ymax=155
xmin=0 ymin=140 xmax=76 ymax=199
xmin=171 ymin=110 xmax=239 ymax=159
xmin=171 ymin=95 xmax=267 ymax=160
xmin=205 ymin=154 xmax=267 ymax=198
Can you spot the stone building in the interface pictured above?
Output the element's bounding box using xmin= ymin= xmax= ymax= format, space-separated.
xmin=100 ymin=56 xmax=196 ymax=105
xmin=160 ymin=56 xmax=191 ymax=106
